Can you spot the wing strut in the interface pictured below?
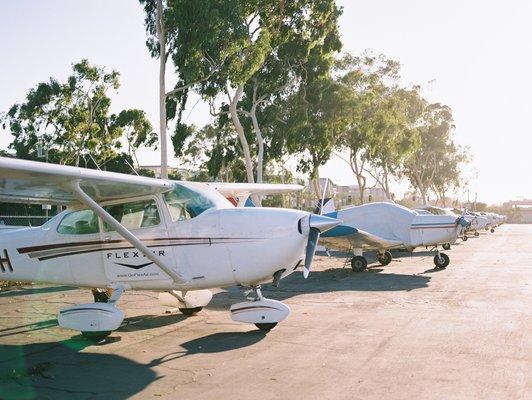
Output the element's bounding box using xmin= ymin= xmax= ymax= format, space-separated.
xmin=69 ymin=181 xmax=187 ymax=285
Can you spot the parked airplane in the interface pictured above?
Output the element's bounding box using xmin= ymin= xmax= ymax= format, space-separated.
xmin=0 ymin=157 xmax=340 ymax=341
xmin=316 ymin=199 xmax=469 ymax=271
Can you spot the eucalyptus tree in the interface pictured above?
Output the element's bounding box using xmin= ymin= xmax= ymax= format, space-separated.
xmin=152 ymin=0 xmax=341 ymax=185
xmin=363 ymin=87 xmax=424 ymax=200
xmin=334 ymin=52 xmax=405 ymax=203
xmin=401 ymin=102 xmax=461 ymax=205
xmin=2 ymin=60 xmax=156 ymax=171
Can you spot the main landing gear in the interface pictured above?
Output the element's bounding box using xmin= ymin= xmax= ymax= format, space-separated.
xmin=490 ymin=228 xmax=495 ymax=233
xmin=230 ymin=286 xmax=290 ymax=331
xmin=349 ymin=249 xmax=393 ymax=272
xmin=58 ymin=287 xmax=126 ymax=342
xmin=474 ymin=231 xmax=480 ymax=237
xmin=377 ymin=250 xmax=393 ymax=266
xmin=158 ymin=289 xmax=213 ymax=316
xmin=432 ymin=248 xmax=450 ymax=269
xmin=442 ymin=243 xmax=451 ymax=251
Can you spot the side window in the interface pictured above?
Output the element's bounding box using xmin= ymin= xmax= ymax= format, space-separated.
xmin=103 ymin=199 xmax=160 ymax=232
xmin=57 ymin=210 xmax=99 ymax=235
xmin=163 ymin=184 xmax=216 ymax=222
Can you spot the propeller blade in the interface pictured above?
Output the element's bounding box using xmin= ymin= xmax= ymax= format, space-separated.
xmin=302 ymin=214 xmax=341 ymax=279
xmin=303 ymin=228 xmax=320 ymax=279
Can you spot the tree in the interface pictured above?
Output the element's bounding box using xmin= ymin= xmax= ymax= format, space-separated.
xmin=139 ymin=0 xmax=178 ymax=179
xmin=110 ymin=109 xmax=157 ymax=168
xmin=158 ymin=0 xmax=341 ymax=186
xmin=334 ymin=52 xmax=406 ymax=203
xmin=363 ymin=87 xmax=424 ymax=199
xmin=401 ymin=102 xmax=464 ymax=205
xmin=2 ymin=60 xmax=156 ymax=172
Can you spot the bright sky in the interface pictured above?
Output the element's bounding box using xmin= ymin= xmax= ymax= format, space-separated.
xmin=1 ymin=0 xmax=531 ymax=204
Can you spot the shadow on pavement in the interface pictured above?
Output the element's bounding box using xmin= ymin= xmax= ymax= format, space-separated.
xmin=119 ymin=313 xmax=187 ymax=333
xmin=0 ymin=338 xmax=160 ymax=400
xmin=208 ymin=269 xmax=431 ymax=311
xmin=0 ymin=318 xmax=58 ymax=339
xmin=0 ymin=286 xmax=77 ymax=298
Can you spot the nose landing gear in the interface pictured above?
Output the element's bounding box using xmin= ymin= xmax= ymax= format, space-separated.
xmin=230 ymin=286 xmax=290 ymax=331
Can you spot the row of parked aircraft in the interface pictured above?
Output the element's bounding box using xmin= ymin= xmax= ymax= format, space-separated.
xmin=0 ymin=158 xmax=505 ymax=341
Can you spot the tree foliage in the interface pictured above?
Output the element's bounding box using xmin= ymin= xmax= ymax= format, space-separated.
xmin=2 ymin=60 xmax=155 ymax=171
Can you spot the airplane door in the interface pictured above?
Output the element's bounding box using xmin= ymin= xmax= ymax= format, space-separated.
xmin=99 ymin=197 xmax=175 ymax=283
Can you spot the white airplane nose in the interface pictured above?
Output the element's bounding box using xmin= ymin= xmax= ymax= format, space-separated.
xmin=309 ymin=214 xmax=342 ymax=233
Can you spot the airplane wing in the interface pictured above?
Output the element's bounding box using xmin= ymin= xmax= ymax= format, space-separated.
xmin=320 ymin=225 xmax=404 ymax=251
xmin=207 ymin=182 xmax=303 ymax=197
xmin=206 ymin=182 xmax=303 ymax=207
xmin=0 ymin=157 xmax=172 ymax=205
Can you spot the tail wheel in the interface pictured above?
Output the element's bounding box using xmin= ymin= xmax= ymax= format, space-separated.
xmin=92 ymin=288 xmax=113 ymax=303
xmin=179 ymin=307 xmax=203 ymax=316
xmin=255 ymin=323 xmax=277 ymax=331
xmin=442 ymin=243 xmax=451 ymax=250
xmin=351 ymin=256 xmax=368 ymax=272
xmin=433 ymin=253 xmax=450 ymax=269
xmin=377 ymin=251 xmax=393 ymax=266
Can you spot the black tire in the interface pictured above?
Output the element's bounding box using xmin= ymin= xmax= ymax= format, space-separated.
xmin=179 ymin=307 xmax=203 ymax=316
xmin=433 ymin=253 xmax=450 ymax=269
xmin=92 ymin=288 xmax=112 ymax=303
xmin=351 ymin=256 xmax=368 ymax=272
xmin=490 ymin=228 xmax=495 ymax=233
xmin=462 ymin=236 xmax=468 ymax=242
xmin=377 ymin=251 xmax=393 ymax=266
xmin=442 ymin=243 xmax=451 ymax=251
xmin=82 ymin=331 xmax=112 ymax=342
xmin=255 ymin=323 xmax=277 ymax=331
xmin=474 ymin=231 xmax=480 ymax=237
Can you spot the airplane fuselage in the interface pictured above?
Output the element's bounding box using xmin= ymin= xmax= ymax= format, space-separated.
xmin=0 ymin=194 xmax=309 ymax=291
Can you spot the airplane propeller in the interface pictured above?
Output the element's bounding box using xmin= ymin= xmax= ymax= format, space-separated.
xmin=303 ymin=179 xmax=340 ymax=279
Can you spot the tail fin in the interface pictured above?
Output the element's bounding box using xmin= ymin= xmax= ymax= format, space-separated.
xmin=314 ymin=197 xmax=336 ymax=215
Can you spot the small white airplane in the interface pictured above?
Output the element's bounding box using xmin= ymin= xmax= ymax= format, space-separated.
xmin=316 ymin=199 xmax=469 ymax=271
xmin=0 ymin=157 xmax=340 ymax=341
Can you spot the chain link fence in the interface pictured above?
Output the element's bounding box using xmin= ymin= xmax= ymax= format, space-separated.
xmin=0 ymin=215 xmax=55 ymax=228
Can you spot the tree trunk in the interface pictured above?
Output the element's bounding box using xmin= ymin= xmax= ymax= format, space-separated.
xmin=156 ymin=0 xmax=168 ymax=179
xmin=350 ymin=151 xmax=366 ymax=204
xmin=228 ymin=85 xmax=255 ymax=184
xmin=250 ymin=105 xmax=264 ymax=184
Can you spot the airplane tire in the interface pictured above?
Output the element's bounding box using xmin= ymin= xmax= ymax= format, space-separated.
xmin=255 ymin=323 xmax=277 ymax=331
xmin=462 ymin=236 xmax=468 ymax=242
xmin=377 ymin=251 xmax=392 ymax=266
xmin=433 ymin=253 xmax=450 ymax=269
xmin=474 ymin=231 xmax=480 ymax=237
xmin=179 ymin=307 xmax=203 ymax=316
xmin=490 ymin=228 xmax=495 ymax=233
xmin=351 ymin=256 xmax=368 ymax=272
xmin=82 ymin=331 xmax=112 ymax=342
xmin=442 ymin=243 xmax=451 ymax=250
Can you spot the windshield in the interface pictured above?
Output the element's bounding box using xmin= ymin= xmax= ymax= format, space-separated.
xmin=164 ymin=182 xmax=233 ymax=221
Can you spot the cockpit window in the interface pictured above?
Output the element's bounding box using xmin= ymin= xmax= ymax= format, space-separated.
xmin=103 ymin=199 xmax=160 ymax=231
xmin=163 ymin=183 xmax=218 ymax=221
xmin=57 ymin=209 xmax=99 ymax=235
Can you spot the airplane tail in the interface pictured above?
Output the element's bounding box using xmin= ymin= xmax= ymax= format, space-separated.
xmin=314 ymin=197 xmax=336 ymax=215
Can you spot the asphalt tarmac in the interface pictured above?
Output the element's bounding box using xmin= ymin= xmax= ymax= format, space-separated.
xmin=0 ymin=224 xmax=530 ymax=399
